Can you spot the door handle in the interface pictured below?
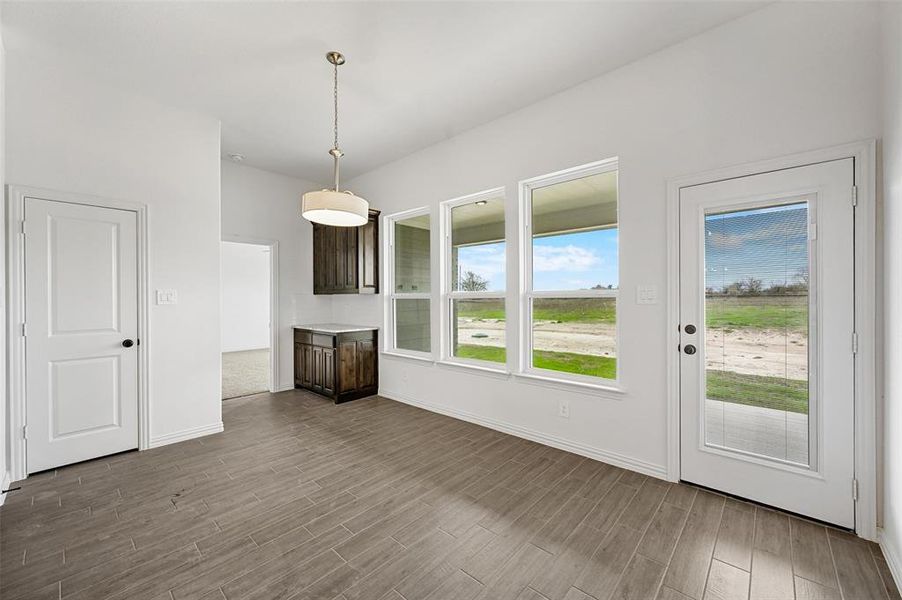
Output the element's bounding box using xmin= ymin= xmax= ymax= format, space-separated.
xmin=684 ymin=324 xmax=697 ymax=334
xmin=684 ymin=344 xmax=697 ymax=355
xmin=122 ymin=339 xmax=135 ymax=348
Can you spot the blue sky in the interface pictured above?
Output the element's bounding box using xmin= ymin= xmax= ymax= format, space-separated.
xmin=705 ymin=203 xmax=808 ymax=291
xmin=455 ymin=228 xmax=619 ymax=291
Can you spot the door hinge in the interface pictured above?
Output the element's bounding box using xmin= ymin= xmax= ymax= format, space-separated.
xmin=22 ymin=425 xmax=27 ymax=440
xmin=21 ymin=323 xmax=27 ymax=337
xmin=851 ymin=186 xmax=858 ymax=207
xmin=852 ymin=332 xmax=859 ymax=355
xmin=853 ymin=478 xmax=859 ymax=501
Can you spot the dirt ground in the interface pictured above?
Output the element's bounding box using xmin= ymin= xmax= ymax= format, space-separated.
xmin=457 ymin=318 xmax=808 ymax=380
xmin=706 ymin=327 xmax=808 ymax=380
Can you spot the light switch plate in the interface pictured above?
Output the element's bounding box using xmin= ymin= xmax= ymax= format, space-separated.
xmin=636 ymin=285 xmax=658 ymax=305
xmin=156 ymin=289 xmax=178 ymax=305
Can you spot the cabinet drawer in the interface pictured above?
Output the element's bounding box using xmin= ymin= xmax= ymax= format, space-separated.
xmin=294 ymin=330 xmax=336 ymax=348
xmin=312 ymin=333 xmax=336 ymax=348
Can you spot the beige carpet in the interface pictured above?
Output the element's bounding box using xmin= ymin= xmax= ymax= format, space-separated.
xmin=222 ymin=349 xmax=270 ymax=400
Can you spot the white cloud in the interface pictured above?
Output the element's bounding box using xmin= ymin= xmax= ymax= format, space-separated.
xmin=458 ymin=245 xmax=506 ymax=283
xmin=533 ymin=245 xmax=600 ymax=272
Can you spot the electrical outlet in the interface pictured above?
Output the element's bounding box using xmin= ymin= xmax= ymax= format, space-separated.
xmin=558 ymin=399 xmax=570 ymax=419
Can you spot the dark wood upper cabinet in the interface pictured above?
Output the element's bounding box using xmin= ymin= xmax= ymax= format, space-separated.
xmin=312 ymin=209 xmax=379 ymax=295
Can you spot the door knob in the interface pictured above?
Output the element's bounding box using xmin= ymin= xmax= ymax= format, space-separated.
xmin=684 ymin=324 xmax=697 ymax=334
xmin=122 ymin=339 xmax=135 ymax=348
xmin=684 ymin=344 xmax=697 ymax=355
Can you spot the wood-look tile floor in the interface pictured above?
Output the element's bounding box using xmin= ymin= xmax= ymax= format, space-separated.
xmin=1 ymin=390 xmax=899 ymax=600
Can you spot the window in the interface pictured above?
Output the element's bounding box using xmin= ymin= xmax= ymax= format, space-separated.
xmin=442 ymin=189 xmax=506 ymax=367
xmin=387 ymin=210 xmax=432 ymax=356
xmin=521 ymin=159 xmax=619 ymax=383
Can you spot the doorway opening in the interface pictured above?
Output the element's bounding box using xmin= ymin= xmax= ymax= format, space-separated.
xmin=221 ymin=241 xmax=274 ymax=400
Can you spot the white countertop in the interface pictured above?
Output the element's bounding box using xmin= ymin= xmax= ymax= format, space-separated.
xmin=293 ymin=323 xmax=379 ymax=334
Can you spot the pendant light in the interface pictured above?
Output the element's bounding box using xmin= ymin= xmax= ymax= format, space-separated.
xmin=301 ymin=51 xmax=369 ymax=227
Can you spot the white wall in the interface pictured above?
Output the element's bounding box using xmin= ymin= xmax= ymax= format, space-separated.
xmin=880 ymin=0 xmax=902 ymax=578
xmin=334 ymin=3 xmax=883 ymax=477
xmin=0 ymin=6 xmax=8 ymax=500
xmin=221 ymin=160 xmax=332 ymax=391
xmin=221 ymin=241 xmax=271 ymax=353
xmin=5 ymin=53 xmax=223 ymax=455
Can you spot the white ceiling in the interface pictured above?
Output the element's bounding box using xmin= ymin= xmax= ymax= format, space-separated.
xmin=1 ymin=1 xmax=763 ymax=184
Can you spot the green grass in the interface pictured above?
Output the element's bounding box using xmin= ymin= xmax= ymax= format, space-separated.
xmin=454 ymin=344 xmax=506 ymax=363
xmin=705 ymin=296 xmax=808 ymax=332
xmin=455 ymin=298 xmax=616 ymax=324
xmin=454 ymin=344 xmax=616 ymax=380
xmin=533 ymin=349 xmax=616 ymax=379
xmin=456 ymin=296 xmax=807 ymax=331
xmin=706 ymin=370 xmax=809 ymax=414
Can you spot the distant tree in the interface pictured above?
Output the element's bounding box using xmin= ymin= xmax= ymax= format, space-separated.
xmin=459 ymin=270 xmax=489 ymax=292
xmin=741 ymin=277 xmax=764 ymax=296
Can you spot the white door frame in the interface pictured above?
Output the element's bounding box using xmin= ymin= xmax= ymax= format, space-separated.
xmin=6 ymin=185 xmax=150 ymax=482
xmin=665 ymin=140 xmax=877 ymax=540
xmin=221 ymin=234 xmax=280 ymax=393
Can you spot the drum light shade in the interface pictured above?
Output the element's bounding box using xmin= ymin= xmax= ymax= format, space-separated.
xmin=301 ymin=190 xmax=369 ymax=227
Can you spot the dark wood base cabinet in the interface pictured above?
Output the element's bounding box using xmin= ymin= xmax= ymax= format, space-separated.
xmin=294 ymin=327 xmax=378 ymax=403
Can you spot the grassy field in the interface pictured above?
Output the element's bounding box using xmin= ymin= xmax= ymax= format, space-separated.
xmin=456 ymin=298 xmax=615 ymax=323
xmin=455 ymin=344 xmax=617 ymax=379
xmin=457 ymin=295 xmax=806 ymax=331
xmin=706 ymin=370 xmax=808 ymax=414
xmin=705 ymin=295 xmax=807 ymax=332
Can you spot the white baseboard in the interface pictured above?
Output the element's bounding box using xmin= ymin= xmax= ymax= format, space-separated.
xmin=879 ymin=528 xmax=902 ymax=592
xmin=275 ymin=382 xmax=296 ymax=393
xmin=0 ymin=471 xmax=10 ymax=507
xmin=380 ymin=389 xmax=668 ymax=480
xmin=148 ymin=422 xmax=224 ymax=449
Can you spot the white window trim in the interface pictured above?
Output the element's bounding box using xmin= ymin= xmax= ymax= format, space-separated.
xmin=439 ymin=187 xmax=509 ymax=372
xmin=518 ymin=157 xmax=622 ymax=388
xmin=383 ymin=207 xmax=434 ymax=360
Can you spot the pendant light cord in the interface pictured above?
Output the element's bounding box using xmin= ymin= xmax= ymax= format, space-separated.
xmin=330 ymin=59 xmax=343 ymax=191
xmin=333 ymin=60 xmax=339 ymax=152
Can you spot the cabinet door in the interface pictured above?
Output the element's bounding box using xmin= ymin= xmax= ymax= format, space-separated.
xmin=301 ymin=344 xmax=313 ymax=388
xmin=313 ymin=224 xmax=325 ymax=294
xmin=322 ymin=348 xmax=335 ymax=395
xmin=334 ymin=227 xmax=348 ymax=291
xmin=345 ymin=227 xmax=359 ymax=291
xmin=294 ymin=343 xmax=303 ymax=385
xmin=339 ymin=341 xmax=358 ymax=393
xmin=312 ymin=346 xmax=324 ymax=392
xmin=357 ymin=340 xmax=376 ymax=389
xmin=358 ymin=213 xmax=379 ymax=293
xmin=323 ymin=227 xmax=337 ymax=291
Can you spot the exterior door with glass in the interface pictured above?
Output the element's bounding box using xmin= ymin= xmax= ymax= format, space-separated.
xmin=679 ymin=158 xmax=855 ymax=528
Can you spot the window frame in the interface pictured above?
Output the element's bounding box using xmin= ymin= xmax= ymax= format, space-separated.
xmin=439 ymin=187 xmax=509 ymax=371
xmin=383 ymin=207 xmax=434 ymax=360
xmin=518 ymin=157 xmax=622 ymax=388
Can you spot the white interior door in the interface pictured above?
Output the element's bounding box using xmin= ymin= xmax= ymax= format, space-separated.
xmin=679 ymin=159 xmax=855 ymax=528
xmin=25 ymin=198 xmax=139 ymax=473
